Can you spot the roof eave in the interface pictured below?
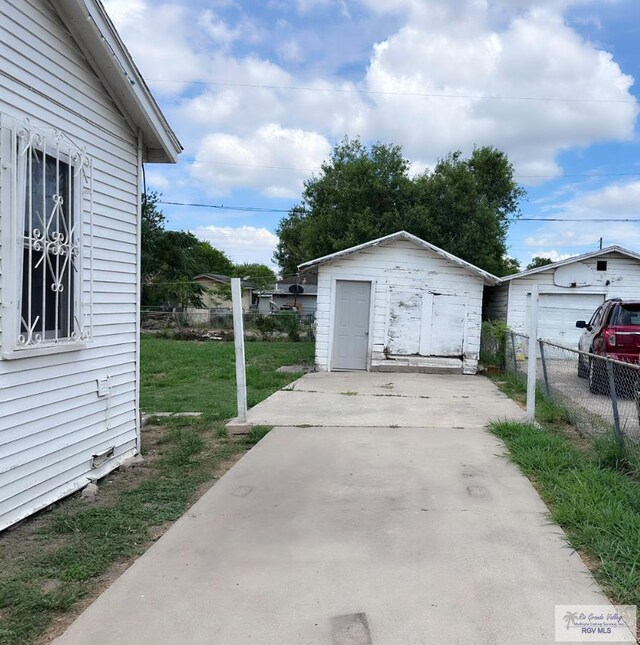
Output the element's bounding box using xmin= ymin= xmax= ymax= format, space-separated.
xmin=56 ymin=0 xmax=182 ymax=164
xmin=500 ymin=245 xmax=640 ymax=282
xmin=298 ymin=231 xmax=500 ymax=286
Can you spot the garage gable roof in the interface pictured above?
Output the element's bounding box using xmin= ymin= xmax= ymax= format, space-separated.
xmin=298 ymin=231 xmax=501 ymax=285
xmin=54 ymin=0 xmax=182 ymax=163
xmin=500 ymin=246 xmax=640 ymax=282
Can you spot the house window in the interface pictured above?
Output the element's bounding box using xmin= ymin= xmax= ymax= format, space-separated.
xmin=1 ymin=116 xmax=93 ymax=356
xmin=596 ymin=260 xmax=607 ymax=271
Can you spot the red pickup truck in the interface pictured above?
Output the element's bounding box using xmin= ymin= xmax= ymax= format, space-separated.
xmin=576 ymin=298 xmax=640 ymax=394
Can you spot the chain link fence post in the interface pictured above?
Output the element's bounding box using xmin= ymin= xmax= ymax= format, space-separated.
xmin=539 ymin=339 xmax=550 ymax=398
xmin=510 ymin=331 xmax=518 ymax=374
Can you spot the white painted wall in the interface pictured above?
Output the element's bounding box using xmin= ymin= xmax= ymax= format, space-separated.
xmin=314 ymin=239 xmax=486 ymax=374
xmin=0 ymin=0 xmax=141 ymax=530
xmin=499 ymin=252 xmax=640 ymax=347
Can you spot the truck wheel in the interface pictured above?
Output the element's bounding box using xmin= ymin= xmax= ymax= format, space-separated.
xmin=578 ymin=354 xmax=588 ymax=378
xmin=588 ymin=359 xmax=607 ymax=395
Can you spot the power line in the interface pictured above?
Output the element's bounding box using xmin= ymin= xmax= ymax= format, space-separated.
xmin=519 ymin=217 xmax=640 ymax=222
xmin=147 ymin=78 xmax=637 ymax=105
xmin=182 ymin=156 xmax=640 ymax=180
xmin=158 ymin=200 xmax=290 ymax=213
xmin=158 ymin=201 xmax=640 ymax=222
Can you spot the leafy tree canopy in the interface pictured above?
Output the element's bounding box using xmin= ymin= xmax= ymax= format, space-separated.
xmin=141 ymin=192 xmax=234 ymax=308
xmin=502 ymin=257 xmax=521 ymax=275
xmin=235 ymin=263 xmax=276 ymax=290
xmin=275 ymin=138 xmax=525 ymax=277
xmin=526 ymin=256 xmax=554 ymax=270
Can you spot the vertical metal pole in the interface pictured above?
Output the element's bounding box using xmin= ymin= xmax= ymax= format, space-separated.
xmin=539 ymin=339 xmax=550 ymax=398
xmin=527 ymin=285 xmax=539 ymax=422
xmin=231 ymin=278 xmax=247 ymax=421
xmin=511 ymin=331 xmax=518 ymax=374
xmin=606 ymin=360 xmax=624 ymax=447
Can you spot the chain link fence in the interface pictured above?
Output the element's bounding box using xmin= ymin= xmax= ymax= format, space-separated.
xmin=141 ymin=308 xmax=315 ymax=341
xmin=505 ymin=331 xmax=640 ymax=444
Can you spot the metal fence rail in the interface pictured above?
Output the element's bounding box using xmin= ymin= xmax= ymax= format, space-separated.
xmin=506 ymin=332 xmax=640 ymax=444
xmin=141 ymin=308 xmax=315 ymax=341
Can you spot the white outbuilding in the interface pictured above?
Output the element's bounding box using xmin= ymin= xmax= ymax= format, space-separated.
xmin=484 ymin=246 xmax=640 ymax=348
xmin=0 ymin=0 xmax=181 ymax=530
xmin=298 ymin=231 xmax=500 ymax=374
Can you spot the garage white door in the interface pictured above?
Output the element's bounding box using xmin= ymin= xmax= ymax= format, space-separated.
xmin=387 ymin=290 xmax=466 ymax=357
xmin=526 ymin=293 xmax=605 ymax=348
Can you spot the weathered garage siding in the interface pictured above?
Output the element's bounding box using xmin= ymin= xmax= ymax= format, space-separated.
xmin=315 ymin=239 xmax=485 ymax=373
xmin=505 ymin=253 xmax=640 ymax=337
xmin=483 ymin=282 xmax=510 ymax=321
xmin=0 ymin=0 xmax=140 ymax=530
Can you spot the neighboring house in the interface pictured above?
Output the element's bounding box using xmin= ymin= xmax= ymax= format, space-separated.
xmin=0 ymin=0 xmax=181 ymax=531
xmin=299 ymin=231 xmax=499 ymax=374
xmin=256 ymin=275 xmax=318 ymax=316
xmin=484 ymin=246 xmax=640 ymax=348
xmin=190 ymin=274 xmax=253 ymax=312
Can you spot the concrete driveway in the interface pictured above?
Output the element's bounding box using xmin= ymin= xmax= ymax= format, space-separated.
xmin=243 ymin=371 xmax=524 ymax=428
xmin=55 ymin=374 xmax=631 ymax=644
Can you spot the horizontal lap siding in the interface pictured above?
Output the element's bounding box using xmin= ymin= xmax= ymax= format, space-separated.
xmin=506 ymin=254 xmax=640 ymax=334
xmin=483 ymin=283 xmax=509 ymax=322
xmin=315 ymin=240 xmax=485 ymax=371
xmin=0 ymin=0 xmax=140 ymax=530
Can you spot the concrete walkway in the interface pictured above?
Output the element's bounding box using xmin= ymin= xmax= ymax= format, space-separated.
xmin=243 ymin=371 xmax=524 ymax=428
xmin=55 ymin=374 xmax=631 ymax=644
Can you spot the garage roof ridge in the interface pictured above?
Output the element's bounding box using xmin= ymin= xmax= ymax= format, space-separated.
xmin=297 ymin=231 xmax=501 ymax=285
xmin=500 ymin=245 xmax=640 ymax=282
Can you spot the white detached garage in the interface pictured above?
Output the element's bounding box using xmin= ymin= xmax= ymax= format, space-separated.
xmin=299 ymin=231 xmax=499 ymax=374
xmin=484 ymin=246 xmax=640 ymax=348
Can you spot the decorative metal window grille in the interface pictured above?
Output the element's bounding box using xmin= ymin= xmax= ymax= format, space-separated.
xmin=3 ymin=117 xmax=93 ymax=353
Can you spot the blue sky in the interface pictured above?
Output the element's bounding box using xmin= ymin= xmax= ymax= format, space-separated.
xmin=105 ymin=0 xmax=640 ymax=272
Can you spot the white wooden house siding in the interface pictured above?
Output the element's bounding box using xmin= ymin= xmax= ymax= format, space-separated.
xmin=0 ymin=0 xmax=143 ymax=530
xmin=483 ymin=282 xmax=509 ymax=322
xmin=489 ymin=251 xmax=640 ymax=349
xmin=313 ymin=239 xmax=486 ymax=374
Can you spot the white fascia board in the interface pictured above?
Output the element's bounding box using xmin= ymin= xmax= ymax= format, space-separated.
xmin=55 ymin=0 xmax=182 ymax=163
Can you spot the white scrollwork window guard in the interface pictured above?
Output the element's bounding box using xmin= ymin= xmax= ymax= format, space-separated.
xmin=11 ymin=118 xmax=93 ymax=351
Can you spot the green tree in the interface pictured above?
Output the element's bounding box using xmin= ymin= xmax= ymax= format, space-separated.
xmin=526 ymin=256 xmax=554 ymax=270
xmin=274 ymin=139 xmax=525 ymax=276
xmin=193 ymin=241 xmax=235 ymax=276
xmin=502 ymin=256 xmax=521 ymax=275
xmin=141 ymin=193 xmax=232 ymax=308
xmin=234 ymin=263 xmax=276 ymax=290
xmin=274 ymin=137 xmax=414 ymax=273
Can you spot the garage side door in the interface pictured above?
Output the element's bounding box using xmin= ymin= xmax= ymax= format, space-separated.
xmin=332 ymin=280 xmax=371 ymax=370
xmin=527 ymin=293 xmax=605 ymax=348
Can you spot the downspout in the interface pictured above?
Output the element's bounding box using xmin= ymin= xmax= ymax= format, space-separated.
xmin=135 ymin=130 xmax=143 ymax=451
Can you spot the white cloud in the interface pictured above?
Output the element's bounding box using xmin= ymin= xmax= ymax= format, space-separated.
xmin=105 ymin=0 xmax=638 ymax=197
xmin=524 ymin=179 xmax=640 ymax=250
xmin=277 ymin=39 xmax=304 ymax=63
xmin=191 ymin=226 xmax=279 ymax=267
xmin=528 ymin=250 xmax=574 ymax=262
xmin=357 ymin=7 xmax=636 ymax=181
xmin=191 ymin=124 xmax=332 ymax=198
xmin=144 ymin=169 xmax=170 ymax=191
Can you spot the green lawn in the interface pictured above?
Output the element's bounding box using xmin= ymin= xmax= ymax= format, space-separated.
xmin=0 ymin=338 xmax=313 ymax=645
xmin=140 ymin=336 xmax=315 ymax=418
xmin=491 ymin=373 xmax=640 ymax=615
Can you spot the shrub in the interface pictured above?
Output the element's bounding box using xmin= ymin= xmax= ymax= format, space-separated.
xmin=480 ymin=320 xmax=509 ymax=368
xmin=254 ymin=314 xmax=279 ymax=340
